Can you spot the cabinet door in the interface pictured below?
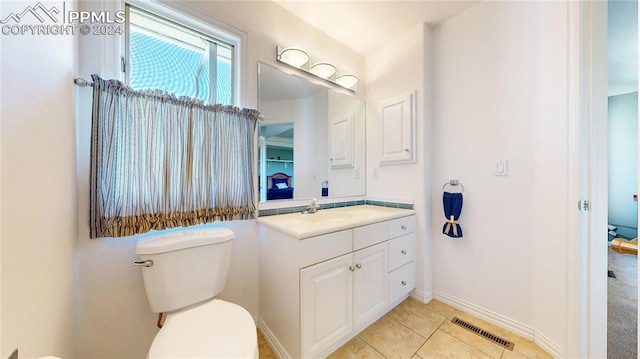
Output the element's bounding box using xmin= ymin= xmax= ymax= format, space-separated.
xmin=301 ymin=253 xmax=353 ymax=358
xmin=380 ymin=92 xmax=415 ymax=164
xmin=388 ymin=215 xmax=416 ymax=239
xmin=388 ymin=233 xmax=416 ymax=272
xmin=353 ymin=242 xmax=388 ymax=328
xmin=329 ymin=113 xmax=354 ymax=168
xmin=389 ymin=262 xmax=416 ymax=304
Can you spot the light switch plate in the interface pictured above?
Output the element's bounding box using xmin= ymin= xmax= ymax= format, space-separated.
xmin=495 ymin=159 xmax=508 ymax=176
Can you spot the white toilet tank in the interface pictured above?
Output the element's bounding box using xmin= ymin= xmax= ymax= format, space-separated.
xmin=135 ymin=228 xmax=234 ymax=313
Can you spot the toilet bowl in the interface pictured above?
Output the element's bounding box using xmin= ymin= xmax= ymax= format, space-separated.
xmin=135 ymin=228 xmax=258 ymax=358
xmin=148 ymin=299 xmax=257 ymax=359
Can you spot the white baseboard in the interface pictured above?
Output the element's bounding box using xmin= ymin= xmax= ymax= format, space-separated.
xmin=534 ymin=330 xmax=564 ymax=359
xmin=433 ymin=290 xmax=564 ymax=359
xmin=433 ymin=290 xmax=535 ymax=339
xmin=409 ymin=289 xmax=433 ymax=303
xmin=256 ymin=316 xmax=289 ymax=359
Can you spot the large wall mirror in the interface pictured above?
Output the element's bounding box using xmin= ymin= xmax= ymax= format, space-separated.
xmin=258 ymin=62 xmax=365 ymax=203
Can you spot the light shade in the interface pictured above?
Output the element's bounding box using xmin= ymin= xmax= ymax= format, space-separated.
xmin=277 ymin=47 xmax=309 ymax=68
xmin=310 ymin=62 xmax=337 ymax=79
xmin=275 ymin=46 xmax=359 ymax=92
xmin=335 ymin=74 xmax=359 ymax=89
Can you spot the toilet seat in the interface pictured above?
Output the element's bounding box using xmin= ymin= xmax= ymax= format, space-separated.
xmin=148 ymin=298 xmax=258 ymax=359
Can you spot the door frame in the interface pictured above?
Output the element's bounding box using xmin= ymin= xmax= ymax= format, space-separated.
xmin=567 ymin=1 xmax=608 ymax=358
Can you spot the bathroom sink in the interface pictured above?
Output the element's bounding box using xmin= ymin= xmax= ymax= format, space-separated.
xmin=258 ymin=205 xmax=415 ymax=239
xmin=298 ymin=212 xmax=355 ymax=222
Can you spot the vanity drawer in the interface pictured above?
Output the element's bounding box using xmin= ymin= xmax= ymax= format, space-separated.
xmin=389 ymin=261 xmax=415 ymax=304
xmin=353 ymin=221 xmax=389 ymax=251
xmin=388 ymin=216 xmax=415 ymax=239
xmin=300 ymin=230 xmax=352 ymax=268
xmin=388 ymin=233 xmax=415 ymax=271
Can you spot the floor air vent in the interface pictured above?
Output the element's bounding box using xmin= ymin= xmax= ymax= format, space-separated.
xmin=451 ymin=317 xmax=515 ymax=351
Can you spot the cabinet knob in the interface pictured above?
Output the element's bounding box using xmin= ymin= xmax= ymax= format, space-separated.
xmin=404 ymin=148 xmax=410 ymax=152
xmin=349 ymin=266 xmax=355 ymax=271
xmin=401 ymin=225 xmax=407 ymax=230
xmin=401 ymin=281 xmax=407 ymax=286
xmin=355 ymin=263 xmax=362 ymax=269
xmin=401 ymin=250 xmax=407 ymax=255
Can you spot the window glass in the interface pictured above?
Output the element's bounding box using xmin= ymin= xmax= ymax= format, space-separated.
xmin=127 ymin=6 xmax=233 ymax=105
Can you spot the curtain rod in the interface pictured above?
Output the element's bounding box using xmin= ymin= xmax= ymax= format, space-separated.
xmin=73 ymin=77 xmax=264 ymax=121
xmin=74 ymin=77 xmax=93 ymax=87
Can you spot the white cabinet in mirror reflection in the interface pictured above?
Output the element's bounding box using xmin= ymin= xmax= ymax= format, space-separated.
xmin=329 ymin=113 xmax=354 ymax=168
xmin=380 ymin=91 xmax=416 ymax=165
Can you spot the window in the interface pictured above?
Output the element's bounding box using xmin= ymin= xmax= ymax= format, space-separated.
xmin=87 ymin=4 xmax=254 ymax=239
xmin=125 ymin=5 xmax=234 ymax=105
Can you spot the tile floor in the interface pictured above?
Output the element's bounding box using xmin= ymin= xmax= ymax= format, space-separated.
xmin=258 ymin=297 xmax=553 ymax=359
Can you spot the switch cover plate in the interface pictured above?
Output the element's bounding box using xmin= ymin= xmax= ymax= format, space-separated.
xmin=495 ymin=159 xmax=508 ymax=176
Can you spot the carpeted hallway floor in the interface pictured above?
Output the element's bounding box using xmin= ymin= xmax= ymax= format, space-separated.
xmin=608 ymin=246 xmax=638 ymax=359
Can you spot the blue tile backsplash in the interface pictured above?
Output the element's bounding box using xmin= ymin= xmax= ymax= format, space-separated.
xmin=258 ymin=199 xmax=412 ymax=217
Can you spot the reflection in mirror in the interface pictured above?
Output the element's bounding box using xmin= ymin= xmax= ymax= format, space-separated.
xmin=258 ymin=62 xmax=365 ymax=203
xmin=259 ymin=123 xmax=294 ymax=201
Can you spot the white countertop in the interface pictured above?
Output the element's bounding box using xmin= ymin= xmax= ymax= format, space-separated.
xmin=257 ymin=205 xmax=415 ymax=239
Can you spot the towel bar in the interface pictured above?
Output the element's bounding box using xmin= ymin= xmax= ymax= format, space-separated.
xmin=442 ymin=179 xmax=464 ymax=193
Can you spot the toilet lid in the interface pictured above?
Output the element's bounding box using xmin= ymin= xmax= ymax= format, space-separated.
xmin=148 ymin=299 xmax=257 ymax=358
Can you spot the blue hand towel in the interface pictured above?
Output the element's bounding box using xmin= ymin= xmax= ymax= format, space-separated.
xmin=442 ymin=192 xmax=463 ymax=238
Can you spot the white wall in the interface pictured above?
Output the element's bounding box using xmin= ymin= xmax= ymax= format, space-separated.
xmin=328 ymin=90 xmax=366 ymax=197
xmin=431 ymin=1 xmax=569 ymax=355
xmin=432 ymin=0 xmax=536 ymax=328
xmin=0 ymin=1 xmax=78 ymax=358
xmin=365 ymin=23 xmax=432 ymax=300
xmin=310 ymin=91 xmax=329 ymax=198
xmin=75 ymin=1 xmax=364 ymax=357
xmin=530 ymin=3 xmax=571 ymax=353
xmin=608 ymin=92 xmax=638 ymax=239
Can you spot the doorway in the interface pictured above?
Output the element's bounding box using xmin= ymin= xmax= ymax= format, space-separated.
xmin=606 ymin=1 xmax=638 ymax=358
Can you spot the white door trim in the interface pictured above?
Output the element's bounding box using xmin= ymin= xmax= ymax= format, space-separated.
xmin=566 ymin=1 xmax=608 ymax=358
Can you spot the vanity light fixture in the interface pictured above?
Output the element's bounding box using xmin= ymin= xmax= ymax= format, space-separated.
xmin=310 ymin=62 xmax=337 ymax=79
xmin=276 ymin=46 xmax=358 ymax=92
xmin=335 ymin=74 xmax=359 ymax=89
xmin=277 ymin=47 xmax=310 ymax=68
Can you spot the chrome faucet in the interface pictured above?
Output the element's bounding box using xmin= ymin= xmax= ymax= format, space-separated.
xmin=302 ymin=198 xmax=319 ymax=214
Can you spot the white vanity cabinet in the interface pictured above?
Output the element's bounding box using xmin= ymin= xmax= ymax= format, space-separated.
xmin=258 ymin=208 xmax=416 ymax=359
xmin=387 ymin=216 xmax=417 ymax=303
xmin=301 ymin=242 xmax=387 ymax=358
xmin=301 ymin=252 xmax=354 ymax=358
xmin=352 ymin=242 xmax=388 ymax=328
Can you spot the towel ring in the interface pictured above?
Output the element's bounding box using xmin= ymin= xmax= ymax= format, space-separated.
xmin=442 ymin=180 xmax=464 ymax=193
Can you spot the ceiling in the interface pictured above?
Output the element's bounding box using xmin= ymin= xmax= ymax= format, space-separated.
xmin=273 ymin=0 xmax=480 ymax=56
xmin=259 ymin=123 xmax=294 ymax=140
xmin=608 ymin=0 xmax=638 ymax=96
xmin=272 ymin=0 xmax=638 ymax=96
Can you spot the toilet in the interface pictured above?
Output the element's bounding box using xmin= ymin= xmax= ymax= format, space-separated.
xmin=135 ymin=228 xmax=258 ymax=358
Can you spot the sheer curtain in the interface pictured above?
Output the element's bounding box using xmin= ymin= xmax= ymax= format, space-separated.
xmin=89 ymin=75 xmax=259 ymax=238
